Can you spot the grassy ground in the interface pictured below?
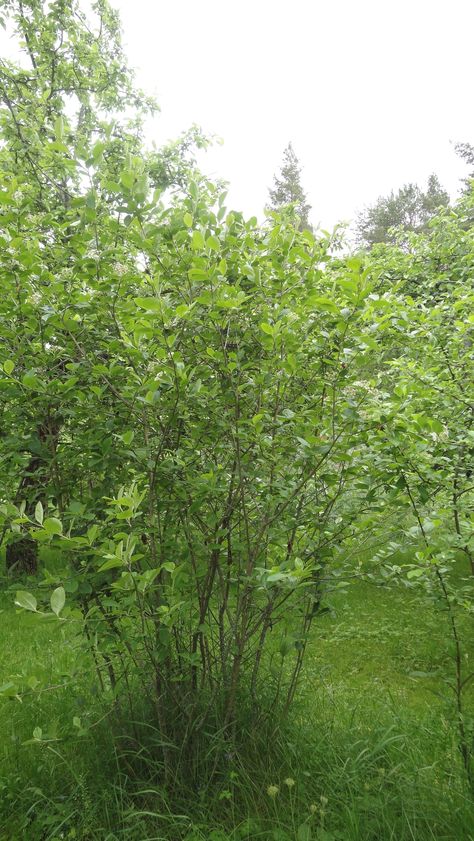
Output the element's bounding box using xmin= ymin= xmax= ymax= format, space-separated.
xmin=0 ymin=568 xmax=473 ymax=840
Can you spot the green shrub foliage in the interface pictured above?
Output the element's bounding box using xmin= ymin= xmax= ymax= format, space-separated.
xmin=1 ymin=0 xmax=474 ymax=791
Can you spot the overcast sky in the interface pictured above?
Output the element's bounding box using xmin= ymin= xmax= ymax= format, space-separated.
xmin=3 ymin=0 xmax=469 ymax=230
xmin=111 ymin=0 xmax=474 ymax=230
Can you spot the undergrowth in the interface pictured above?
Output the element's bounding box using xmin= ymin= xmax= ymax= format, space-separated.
xmin=1 ymin=572 xmax=474 ymax=840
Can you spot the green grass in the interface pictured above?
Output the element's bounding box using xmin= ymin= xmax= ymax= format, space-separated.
xmin=309 ymin=579 xmax=465 ymax=706
xmin=0 ymin=567 xmax=473 ymax=840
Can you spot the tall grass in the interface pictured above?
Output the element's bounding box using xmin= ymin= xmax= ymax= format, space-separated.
xmin=2 ymin=689 xmax=473 ymax=840
xmin=1 ymin=574 xmax=473 ymax=840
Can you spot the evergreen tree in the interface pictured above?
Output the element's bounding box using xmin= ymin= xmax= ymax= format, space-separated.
xmin=455 ymin=142 xmax=474 ymax=192
xmin=356 ymin=175 xmax=450 ymax=247
xmin=268 ymin=142 xmax=311 ymax=230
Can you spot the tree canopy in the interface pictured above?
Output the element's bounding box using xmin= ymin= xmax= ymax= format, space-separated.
xmin=356 ymin=174 xmax=450 ymax=247
xmin=455 ymin=141 xmax=474 ymax=192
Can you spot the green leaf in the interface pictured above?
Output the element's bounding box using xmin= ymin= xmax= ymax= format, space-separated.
xmin=307 ymin=296 xmax=339 ymax=314
xmin=64 ymin=578 xmax=79 ymax=594
xmin=297 ymin=824 xmax=312 ymax=841
xmin=260 ymin=322 xmax=274 ymax=336
xmin=175 ymin=304 xmax=189 ymax=317
xmin=271 ymin=831 xmax=292 ymax=841
xmin=120 ymin=171 xmax=135 ymax=190
xmin=407 ymin=568 xmax=425 ymax=579
xmin=34 ymin=501 xmax=44 ymax=525
xmin=97 ymin=557 xmax=124 ymax=572
xmin=134 ymin=296 xmax=162 ymax=313
xmin=22 ymin=372 xmax=39 ymax=389
xmin=92 ymin=141 xmax=106 ymax=161
xmin=297 ymin=437 xmax=311 ymax=448
xmin=0 ymin=190 xmax=14 ymax=206
xmin=0 ymin=682 xmax=17 ymax=696
xmin=145 ymin=389 xmax=158 ymax=404
xmin=48 ymin=141 xmax=70 ymax=154
xmin=50 ymin=586 xmax=65 ymax=616
xmin=191 ymin=230 xmax=205 ymax=250
xmin=43 ymin=517 xmax=63 ymax=536
xmin=15 ymin=591 xmax=37 ymax=612
xmin=183 ymin=212 xmax=193 ymax=227
xmin=206 ymin=235 xmax=220 ymax=251
xmin=54 ymin=115 xmax=64 ymax=140
xmin=161 ymin=562 xmax=175 ymax=573
xmin=3 ymin=360 xmax=14 ymax=375
xmin=347 ymin=257 xmax=362 ymax=272
xmin=188 ymin=268 xmax=208 ymax=282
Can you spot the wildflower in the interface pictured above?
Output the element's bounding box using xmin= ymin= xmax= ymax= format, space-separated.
xmin=267 ymin=784 xmax=279 ymax=798
xmin=284 ymin=777 xmax=296 ymax=788
xmin=320 ymin=795 xmax=328 ymax=807
xmin=309 ymin=803 xmax=318 ymax=814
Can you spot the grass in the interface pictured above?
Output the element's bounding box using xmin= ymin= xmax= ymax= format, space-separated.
xmin=0 ymin=562 xmax=473 ymax=840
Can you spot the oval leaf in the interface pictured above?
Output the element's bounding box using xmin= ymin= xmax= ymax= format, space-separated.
xmin=43 ymin=517 xmax=62 ymax=536
xmin=191 ymin=230 xmax=205 ymax=250
xmin=134 ymin=296 xmax=162 ymax=313
xmin=50 ymin=586 xmax=65 ymax=616
xmin=34 ymin=500 xmax=44 ymax=525
xmin=15 ymin=591 xmax=37 ymax=612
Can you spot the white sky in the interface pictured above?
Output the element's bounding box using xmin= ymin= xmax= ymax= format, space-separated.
xmin=112 ymin=0 xmax=474 ymax=230
xmin=1 ymin=0 xmax=472 ymax=229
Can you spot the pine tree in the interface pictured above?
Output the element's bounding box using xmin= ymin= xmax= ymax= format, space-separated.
xmin=268 ymin=142 xmax=311 ymax=230
xmin=455 ymin=142 xmax=474 ymax=192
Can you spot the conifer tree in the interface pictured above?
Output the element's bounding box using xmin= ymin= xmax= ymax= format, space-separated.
xmin=455 ymin=142 xmax=474 ymax=192
xmin=268 ymin=142 xmax=311 ymax=230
